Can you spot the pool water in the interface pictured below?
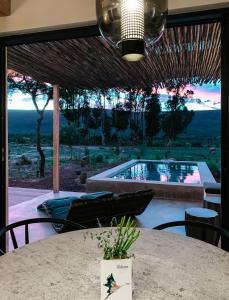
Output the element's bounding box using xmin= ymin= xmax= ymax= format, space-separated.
xmin=111 ymin=161 xmax=201 ymax=184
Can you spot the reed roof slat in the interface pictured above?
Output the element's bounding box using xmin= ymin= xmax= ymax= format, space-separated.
xmin=8 ymin=23 xmax=221 ymax=89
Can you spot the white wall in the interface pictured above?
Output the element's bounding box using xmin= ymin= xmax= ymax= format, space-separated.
xmin=0 ymin=0 xmax=229 ymax=36
xmin=0 ymin=0 xmax=96 ymax=36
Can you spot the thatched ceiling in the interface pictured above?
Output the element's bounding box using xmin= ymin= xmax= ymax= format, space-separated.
xmin=8 ymin=23 xmax=221 ymax=89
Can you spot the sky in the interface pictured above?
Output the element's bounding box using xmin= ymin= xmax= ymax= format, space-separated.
xmin=8 ymin=82 xmax=221 ymax=111
xmin=159 ymin=82 xmax=221 ymax=111
xmin=8 ymin=93 xmax=54 ymax=111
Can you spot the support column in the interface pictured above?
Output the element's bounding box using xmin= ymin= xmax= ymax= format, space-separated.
xmin=0 ymin=45 xmax=8 ymax=253
xmin=53 ymin=85 xmax=60 ymax=193
xmin=221 ymin=15 xmax=229 ymax=251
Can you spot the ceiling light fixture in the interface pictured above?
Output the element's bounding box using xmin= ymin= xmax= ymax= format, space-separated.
xmin=96 ymin=0 xmax=168 ymax=61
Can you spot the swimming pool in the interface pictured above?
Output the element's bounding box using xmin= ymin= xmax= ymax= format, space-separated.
xmin=87 ymin=160 xmax=216 ymax=200
xmin=111 ymin=161 xmax=201 ymax=184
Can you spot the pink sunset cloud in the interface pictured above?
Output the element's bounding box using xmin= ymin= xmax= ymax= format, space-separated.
xmin=159 ymin=83 xmax=221 ymax=102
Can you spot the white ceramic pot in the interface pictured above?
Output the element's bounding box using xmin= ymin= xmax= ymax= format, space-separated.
xmin=101 ymin=258 xmax=132 ymax=300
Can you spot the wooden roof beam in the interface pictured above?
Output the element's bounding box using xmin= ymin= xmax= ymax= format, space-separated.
xmin=0 ymin=0 xmax=11 ymax=16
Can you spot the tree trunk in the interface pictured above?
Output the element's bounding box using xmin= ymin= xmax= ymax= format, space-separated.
xmin=142 ymin=109 xmax=145 ymax=145
xmin=36 ymin=112 xmax=45 ymax=177
xmin=101 ymin=94 xmax=106 ymax=146
xmin=147 ymin=137 xmax=153 ymax=147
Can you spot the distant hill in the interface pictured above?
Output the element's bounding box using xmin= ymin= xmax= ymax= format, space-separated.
xmin=8 ymin=110 xmax=67 ymax=135
xmin=8 ymin=109 xmax=221 ymax=138
xmin=181 ymin=110 xmax=220 ymax=138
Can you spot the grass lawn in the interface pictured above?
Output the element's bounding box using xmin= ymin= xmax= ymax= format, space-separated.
xmin=8 ymin=143 xmax=221 ymax=191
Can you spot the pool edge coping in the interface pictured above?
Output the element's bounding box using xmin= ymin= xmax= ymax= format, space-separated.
xmin=88 ymin=159 xmax=216 ymax=187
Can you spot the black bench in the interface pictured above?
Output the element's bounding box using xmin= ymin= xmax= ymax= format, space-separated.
xmin=38 ymin=189 xmax=154 ymax=232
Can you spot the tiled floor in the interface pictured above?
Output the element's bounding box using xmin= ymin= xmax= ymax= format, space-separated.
xmin=136 ymin=198 xmax=202 ymax=234
xmin=9 ymin=187 xmax=51 ymax=207
xmin=7 ymin=189 xmax=202 ymax=250
xmin=8 ymin=191 xmax=85 ymax=249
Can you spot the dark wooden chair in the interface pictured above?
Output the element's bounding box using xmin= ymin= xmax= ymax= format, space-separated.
xmin=0 ymin=218 xmax=85 ymax=255
xmin=153 ymin=220 xmax=229 ymax=248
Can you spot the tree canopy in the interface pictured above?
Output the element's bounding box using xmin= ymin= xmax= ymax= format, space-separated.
xmin=8 ymin=72 xmax=53 ymax=177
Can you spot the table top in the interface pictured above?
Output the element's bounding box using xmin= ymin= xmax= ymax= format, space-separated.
xmin=204 ymin=195 xmax=221 ymax=204
xmin=186 ymin=207 xmax=218 ymax=218
xmin=0 ymin=228 xmax=229 ymax=300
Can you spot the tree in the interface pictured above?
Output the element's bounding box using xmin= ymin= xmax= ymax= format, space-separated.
xmin=60 ymin=125 xmax=79 ymax=159
xmin=95 ymin=89 xmax=107 ymax=146
xmin=124 ymin=90 xmax=137 ymax=143
xmin=112 ymin=102 xmax=130 ymax=132
xmin=126 ymin=89 xmax=144 ymax=144
xmin=59 ymin=88 xmax=83 ymax=127
xmin=145 ymin=92 xmax=161 ymax=145
xmin=60 ymin=88 xmax=93 ymax=127
xmin=8 ymin=73 xmax=53 ymax=177
xmin=103 ymin=112 xmax=112 ymax=144
xmin=80 ymin=91 xmax=91 ymax=129
xmin=161 ymin=86 xmax=194 ymax=141
xmin=60 ymin=88 xmax=111 ymax=145
xmin=89 ymin=108 xmax=102 ymax=130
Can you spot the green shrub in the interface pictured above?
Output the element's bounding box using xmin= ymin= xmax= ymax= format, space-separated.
xmin=96 ymin=154 xmax=103 ymax=163
xmin=192 ymin=141 xmax=203 ymax=147
xmin=81 ymin=158 xmax=89 ymax=167
xmin=89 ymin=155 xmax=97 ymax=167
xmin=84 ymin=147 xmax=90 ymax=156
xmin=115 ymin=146 xmax=120 ymax=156
xmin=207 ymin=160 xmax=221 ymax=181
xmin=155 ymin=153 xmax=162 ymax=160
xmin=80 ymin=172 xmax=87 ymax=184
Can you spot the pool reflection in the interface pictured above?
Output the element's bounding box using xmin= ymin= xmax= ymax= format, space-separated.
xmin=112 ymin=162 xmax=201 ymax=184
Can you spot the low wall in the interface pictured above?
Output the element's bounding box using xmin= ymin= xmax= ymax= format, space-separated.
xmin=87 ymin=160 xmax=216 ymax=201
xmin=87 ymin=179 xmax=204 ymax=201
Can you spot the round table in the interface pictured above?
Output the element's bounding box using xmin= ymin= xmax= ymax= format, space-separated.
xmin=0 ymin=229 xmax=229 ymax=300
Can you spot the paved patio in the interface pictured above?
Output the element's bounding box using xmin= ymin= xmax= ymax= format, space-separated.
xmin=7 ymin=187 xmax=202 ymax=250
xmin=9 ymin=187 xmax=51 ymax=207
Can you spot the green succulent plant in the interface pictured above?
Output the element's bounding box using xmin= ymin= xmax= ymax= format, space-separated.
xmin=85 ymin=216 xmax=140 ymax=260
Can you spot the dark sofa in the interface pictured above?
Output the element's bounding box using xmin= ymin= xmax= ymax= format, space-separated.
xmin=37 ymin=189 xmax=154 ymax=232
